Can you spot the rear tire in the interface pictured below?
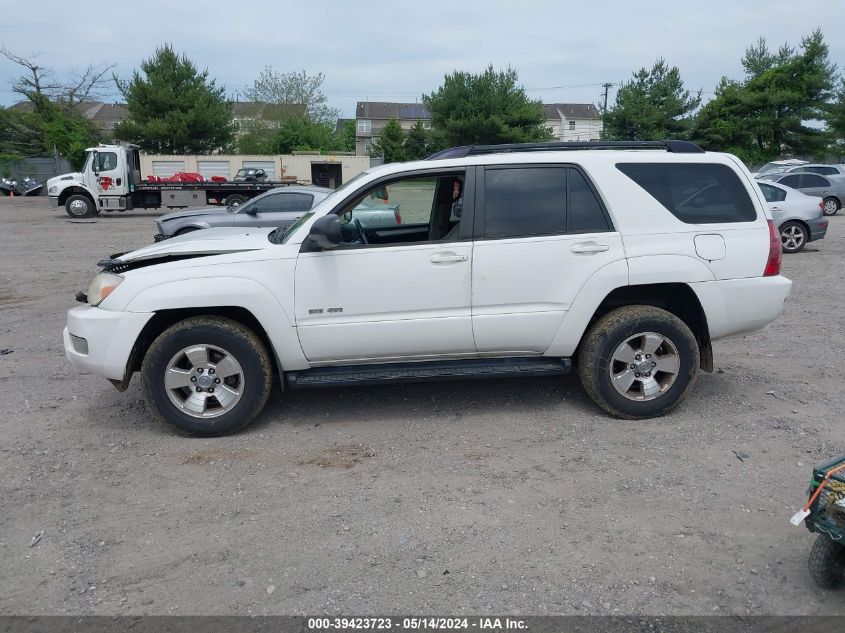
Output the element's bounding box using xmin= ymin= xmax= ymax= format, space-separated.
xmin=808 ymin=534 xmax=845 ymax=589
xmin=141 ymin=317 xmax=273 ymax=436
xmin=780 ymin=221 xmax=808 ymax=253
xmin=65 ymin=194 xmax=96 ymax=218
xmin=822 ymin=197 xmax=840 ymax=216
xmin=577 ymin=305 xmax=699 ymax=419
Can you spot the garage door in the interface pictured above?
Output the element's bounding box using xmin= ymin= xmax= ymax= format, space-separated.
xmin=241 ymin=160 xmax=276 ymax=179
xmin=197 ymin=160 xmax=230 ymax=180
xmin=152 ymin=160 xmax=186 ymax=178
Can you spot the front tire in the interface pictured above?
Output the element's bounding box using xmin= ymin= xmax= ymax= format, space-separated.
xmin=65 ymin=194 xmax=96 ymax=218
xmin=141 ymin=317 xmax=273 ymax=436
xmin=822 ymin=197 xmax=840 ymax=216
xmin=577 ymin=305 xmax=699 ymax=419
xmin=808 ymin=534 xmax=845 ymax=589
xmin=780 ymin=221 xmax=808 ymax=253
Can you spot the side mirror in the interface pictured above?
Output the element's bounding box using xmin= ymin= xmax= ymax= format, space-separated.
xmin=92 ymin=151 xmax=100 ymax=175
xmin=307 ymin=214 xmax=341 ymax=250
xmin=243 ymin=205 xmax=257 ymax=215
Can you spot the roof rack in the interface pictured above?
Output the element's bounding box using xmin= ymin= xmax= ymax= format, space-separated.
xmin=426 ymin=139 xmax=704 ymax=160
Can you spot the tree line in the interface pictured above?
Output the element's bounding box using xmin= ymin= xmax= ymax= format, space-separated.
xmin=2 ymin=30 xmax=844 ymax=169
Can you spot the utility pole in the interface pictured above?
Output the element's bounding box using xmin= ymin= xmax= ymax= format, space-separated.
xmin=601 ymin=82 xmax=613 ymax=114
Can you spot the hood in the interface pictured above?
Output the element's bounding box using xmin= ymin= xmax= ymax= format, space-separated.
xmin=100 ymin=227 xmax=275 ymax=272
xmin=47 ymin=172 xmax=83 ymax=188
xmin=158 ymin=206 xmax=233 ymax=222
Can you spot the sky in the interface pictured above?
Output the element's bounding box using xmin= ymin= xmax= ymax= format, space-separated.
xmin=1 ymin=0 xmax=843 ymax=117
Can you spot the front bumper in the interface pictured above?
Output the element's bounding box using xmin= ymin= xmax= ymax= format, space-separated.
xmin=154 ymin=233 xmax=167 ymax=242
xmin=64 ymin=305 xmax=154 ymax=381
xmin=49 ymin=195 xmax=60 ymax=207
xmin=690 ymin=275 xmax=792 ymax=341
xmin=807 ymin=216 xmax=829 ymax=242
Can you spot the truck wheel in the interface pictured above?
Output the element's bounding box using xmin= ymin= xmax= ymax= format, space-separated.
xmin=808 ymin=534 xmax=845 ymax=589
xmin=141 ymin=317 xmax=273 ymax=436
xmin=577 ymin=305 xmax=699 ymax=419
xmin=822 ymin=197 xmax=840 ymax=216
xmin=65 ymin=194 xmax=96 ymax=218
xmin=226 ymin=194 xmax=247 ymax=207
xmin=780 ymin=221 xmax=807 ymax=253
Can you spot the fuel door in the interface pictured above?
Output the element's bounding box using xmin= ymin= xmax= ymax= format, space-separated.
xmin=694 ymin=234 xmax=726 ymax=261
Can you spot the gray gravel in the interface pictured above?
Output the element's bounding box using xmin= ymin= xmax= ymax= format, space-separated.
xmin=0 ymin=197 xmax=842 ymax=615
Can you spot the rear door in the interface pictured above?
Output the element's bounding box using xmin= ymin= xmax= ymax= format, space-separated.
xmin=798 ymin=173 xmax=833 ymax=198
xmin=471 ymin=165 xmax=624 ymax=353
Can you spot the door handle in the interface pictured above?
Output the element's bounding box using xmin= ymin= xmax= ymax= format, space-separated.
xmin=429 ymin=253 xmax=468 ymax=264
xmin=571 ymin=242 xmax=609 ymax=254
xmin=771 ymin=206 xmax=781 ymax=211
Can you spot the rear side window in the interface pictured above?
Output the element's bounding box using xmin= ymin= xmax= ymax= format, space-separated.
xmin=758 ymin=183 xmax=786 ymax=203
xmin=800 ymin=174 xmax=830 ymax=188
xmin=806 ymin=166 xmax=836 ymax=175
xmin=617 ymin=163 xmax=756 ymax=223
xmin=568 ymin=169 xmax=610 ymax=232
xmin=484 ymin=167 xmax=567 ymax=238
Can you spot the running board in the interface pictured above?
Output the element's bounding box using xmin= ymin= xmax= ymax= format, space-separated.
xmin=285 ymin=357 xmax=571 ymax=389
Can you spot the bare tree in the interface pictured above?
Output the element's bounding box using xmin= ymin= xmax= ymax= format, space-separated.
xmin=244 ymin=67 xmax=340 ymax=124
xmin=1 ymin=47 xmax=116 ymax=110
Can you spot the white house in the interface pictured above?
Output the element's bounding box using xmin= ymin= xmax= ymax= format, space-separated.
xmin=544 ymin=103 xmax=603 ymax=141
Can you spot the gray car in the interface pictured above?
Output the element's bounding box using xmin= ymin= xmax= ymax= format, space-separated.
xmin=154 ymin=186 xmax=334 ymax=240
xmin=757 ymin=180 xmax=828 ymax=253
xmin=154 ymin=184 xmax=403 ymax=241
xmin=757 ymin=172 xmax=845 ymax=216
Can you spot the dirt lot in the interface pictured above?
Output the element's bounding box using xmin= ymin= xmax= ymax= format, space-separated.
xmin=0 ymin=197 xmax=842 ymax=616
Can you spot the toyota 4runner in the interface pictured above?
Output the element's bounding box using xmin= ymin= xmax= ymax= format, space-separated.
xmin=63 ymin=140 xmax=792 ymax=435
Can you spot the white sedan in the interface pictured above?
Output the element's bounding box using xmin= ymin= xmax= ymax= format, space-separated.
xmin=757 ymin=180 xmax=829 ymax=253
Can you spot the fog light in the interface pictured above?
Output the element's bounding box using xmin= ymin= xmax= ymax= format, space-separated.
xmin=70 ymin=334 xmax=89 ymax=355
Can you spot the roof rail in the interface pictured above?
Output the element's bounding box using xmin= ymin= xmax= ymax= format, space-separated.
xmin=426 ymin=139 xmax=704 ymax=160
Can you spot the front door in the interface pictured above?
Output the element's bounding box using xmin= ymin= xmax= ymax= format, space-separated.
xmin=294 ymin=171 xmax=475 ymax=363
xmin=91 ymin=149 xmax=129 ymax=197
xmin=238 ymin=191 xmax=315 ymax=228
xmin=471 ymin=165 xmax=625 ymax=353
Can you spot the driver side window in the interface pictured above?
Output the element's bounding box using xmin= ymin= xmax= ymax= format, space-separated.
xmin=337 ymin=172 xmax=467 ymax=247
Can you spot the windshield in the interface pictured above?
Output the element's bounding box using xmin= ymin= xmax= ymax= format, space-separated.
xmin=82 ymin=151 xmax=93 ymax=173
xmin=757 ymin=162 xmax=802 ymax=175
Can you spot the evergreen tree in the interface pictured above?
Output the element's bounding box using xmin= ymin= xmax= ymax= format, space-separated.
xmin=423 ymin=66 xmax=548 ymax=146
xmin=115 ymin=44 xmax=233 ymax=154
xmin=371 ymin=118 xmax=407 ymax=163
xmin=603 ymin=59 xmax=701 ymax=140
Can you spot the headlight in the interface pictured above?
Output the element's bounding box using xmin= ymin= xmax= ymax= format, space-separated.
xmin=87 ymin=273 xmax=123 ymax=306
xmin=48 ymin=185 xmax=57 ymax=194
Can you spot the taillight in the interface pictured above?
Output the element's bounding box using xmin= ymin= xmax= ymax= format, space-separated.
xmin=764 ymin=219 xmax=781 ymax=276
xmin=394 ymin=208 xmax=402 ymax=225
xmin=819 ymin=200 xmax=825 ymax=212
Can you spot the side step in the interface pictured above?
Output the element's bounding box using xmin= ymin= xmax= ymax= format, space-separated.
xmin=285 ymin=357 xmax=571 ymax=389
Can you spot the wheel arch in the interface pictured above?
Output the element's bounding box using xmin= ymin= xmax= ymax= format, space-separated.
xmin=58 ymin=185 xmax=97 ymax=207
xmin=580 ymin=283 xmax=713 ymax=372
xmin=116 ymin=306 xmax=281 ymax=392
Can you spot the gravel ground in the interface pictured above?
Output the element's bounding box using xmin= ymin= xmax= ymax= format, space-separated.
xmin=0 ymin=197 xmax=842 ymax=616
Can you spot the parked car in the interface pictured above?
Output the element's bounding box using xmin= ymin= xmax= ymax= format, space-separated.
xmin=757 ymin=172 xmax=845 ymax=216
xmin=155 ymin=185 xmax=401 ymax=240
xmin=64 ymin=139 xmax=792 ymax=436
xmin=233 ymin=168 xmax=269 ymax=182
xmin=751 ymin=159 xmax=809 ymax=178
xmin=154 ymin=186 xmax=333 ymax=240
xmin=757 ymin=181 xmax=828 ymax=253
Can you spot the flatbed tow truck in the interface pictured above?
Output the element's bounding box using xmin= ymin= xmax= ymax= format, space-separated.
xmin=47 ymin=144 xmax=300 ymax=218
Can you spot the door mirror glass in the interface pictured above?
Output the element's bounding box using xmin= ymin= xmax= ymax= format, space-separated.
xmin=92 ymin=151 xmax=100 ymax=175
xmin=307 ymin=215 xmax=341 ymax=249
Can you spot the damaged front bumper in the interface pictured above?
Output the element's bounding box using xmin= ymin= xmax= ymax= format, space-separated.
xmin=64 ymin=305 xmax=154 ymax=384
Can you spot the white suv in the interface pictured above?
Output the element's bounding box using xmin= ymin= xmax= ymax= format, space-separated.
xmin=63 ymin=140 xmax=792 ymax=435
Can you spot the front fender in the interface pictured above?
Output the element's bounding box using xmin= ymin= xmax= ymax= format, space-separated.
xmin=57 ymin=182 xmax=98 ymax=205
xmin=122 ymin=277 xmax=309 ymax=371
